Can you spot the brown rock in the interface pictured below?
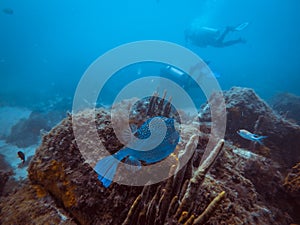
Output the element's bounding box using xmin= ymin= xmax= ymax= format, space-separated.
xmin=28 ymin=109 xmax=142 ymax=225
xmin=284 ymin=162 xmax=300 ymax=198
xmin=0 ymin=182 xmax=76 ymax=225
xmin=24 ymin=91 xmax=299 ymax=224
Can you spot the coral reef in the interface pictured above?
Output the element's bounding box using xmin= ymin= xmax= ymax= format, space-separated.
xmin=283 ymin=162 xmax=300 ymax=222
xmin=6 ymin=111 xmax=51 ymax=147
xmin=193 ymin=190 xmax=225 ymax=224
xmin=0 ymin=106 xmax=31 ymax=139
xmin=199 ymin=87 xmax=300 ymax=168
xmin=0 ymin=182 xmax=76 ymax=225
xmin=284 ymin=162 xmax=300 ymax=198
xmin=116 ymin=138 xmax=294 ymax=225
xmin=27 ymin=111 xmax=139 ymax=225
xmin=1 ymin=87 xmax=299 ymax=224
xmin=4 ymin=96 xmax=70 ymax=148
xmin=0 ymin=154 xmax=13 ymax=196
xmin=0 ymin=171 xmax=10 ymax=196
xmin=270 ymin=92 xmax=300 ymax=125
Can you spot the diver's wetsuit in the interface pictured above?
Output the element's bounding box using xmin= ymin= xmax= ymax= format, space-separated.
xmin=186 ymin=26 xmax=245 ymax=48
xmin=213 ymin=26 xmax=245 ymax=47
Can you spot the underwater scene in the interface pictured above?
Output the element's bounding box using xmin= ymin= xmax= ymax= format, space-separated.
xmin=1 ymin=0 xmax=300 ymax=224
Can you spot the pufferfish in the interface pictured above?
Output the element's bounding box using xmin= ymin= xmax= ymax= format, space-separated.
xmin=94 ymin=116 xmax=180 ymax=188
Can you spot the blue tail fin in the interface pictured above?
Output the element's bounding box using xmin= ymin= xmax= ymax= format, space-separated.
xmin=94 ymin=150 xmax=127 ymax=188
xmin=256 ymin=136 xmax=267 ymax=145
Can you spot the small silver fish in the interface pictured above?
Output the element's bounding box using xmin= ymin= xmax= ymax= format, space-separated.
xmin=237 ymin=129 xmax=267 ymax=145
xmin=94 ymin=116 xmax=180 ymax=188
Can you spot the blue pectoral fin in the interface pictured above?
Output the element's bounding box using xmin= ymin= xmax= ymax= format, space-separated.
xmin=94 ymin=155 xmax=120 ymax=188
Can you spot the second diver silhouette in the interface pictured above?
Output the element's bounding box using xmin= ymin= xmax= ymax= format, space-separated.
xmin=185 ymin=22 xmax=249 ymax=48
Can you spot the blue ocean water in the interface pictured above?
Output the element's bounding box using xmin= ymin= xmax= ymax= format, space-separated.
xmin=0 ymin=0 xmax=300 ymax=108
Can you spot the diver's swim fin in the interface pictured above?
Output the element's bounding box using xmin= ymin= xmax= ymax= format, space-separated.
xmin=94 ymin=149 xmax=127 ymax=188
xmin=94 ymin=155 xmax=119 ymax=187
xmin=233 ymin=22 xmax=249 ymax=31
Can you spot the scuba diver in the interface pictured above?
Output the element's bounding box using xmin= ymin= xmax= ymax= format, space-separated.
xmin=160 ymin=65 xmax=194 ymax=89
xmin=185 ymin=22 xmax=249 ymax=48
xmin=159 ymin=63 xmax=219 ymax=90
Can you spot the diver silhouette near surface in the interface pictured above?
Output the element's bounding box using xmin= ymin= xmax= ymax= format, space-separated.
xmin=185 ymin=22 xmax=249 ymax=48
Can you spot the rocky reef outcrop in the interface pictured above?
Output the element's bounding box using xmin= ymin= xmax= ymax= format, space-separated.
xmin=6 ymin=111 xmax=52 ymax=148
xmin=270 ymin=92 xmax=300 ymax=125
xmin=0 ymin=106 xmax=31 ymax=140
xmin=284 ymin=162 xmax=300 ymax=198
xmin=4 ymin=96 xmax=71 ymax=148
xmin=0 ymin=182 xmax=76 ymax=225
xmin=283 ymin=162 xmax=300 ymax=223
xmin=200 ymin=87 xmax=300 ymax=168
xmin=0 ymin=171 xmax=9 ymax=196
xmin=1 ymin=87 xmax=299 ymax=224
xmin=0 ymin=154 xmax=13 ymax=197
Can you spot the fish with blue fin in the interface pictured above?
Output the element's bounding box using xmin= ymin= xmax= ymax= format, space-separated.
xmin=237 ymin=129 xmax=267 ymax=145
xmin=94 ymin=116 xmax=180 ymax=188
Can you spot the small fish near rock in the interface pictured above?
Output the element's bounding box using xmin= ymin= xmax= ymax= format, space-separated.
xmin=17 ymin=151 xmax=25 ymax=164
xmin=237 ymin=129 xmax=267 ymax=145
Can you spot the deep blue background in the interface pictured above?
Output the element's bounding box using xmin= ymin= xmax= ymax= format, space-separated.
xmin=1 ymin=0 xmax=300 ymax=107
